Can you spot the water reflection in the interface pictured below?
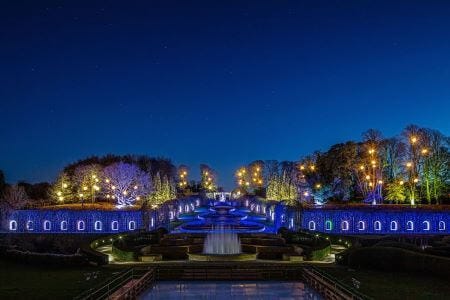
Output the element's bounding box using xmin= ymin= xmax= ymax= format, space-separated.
xmin=139 ymin=280 xmax=322 ymax=299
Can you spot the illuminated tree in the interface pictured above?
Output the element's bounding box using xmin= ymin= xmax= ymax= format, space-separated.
xmin=402 ymin=125 xmax=425 ymax=205
xmin=385 ymin=181 xmax=406 ymax=203
xmin=419 ymin=129 xmax=449 ymax=204
xmin=266 ymin=171 xmax=298 ymax=204
xmin=355 ymin=130 xmax=384 ymax=204
xmin=49 ymin=172 xmax=73 ymax=203
xmin=73 ymin=164 xmax=103 ymax=203
xmin=200 ymin=164 xmax=217 ymax=191
xmin=103 ymin=162 xmax=151 ymax=207
xmin=148 ymin=172 xmax=176 ymax=206
xmin=177 ymin=165 xmax=189 ymax=191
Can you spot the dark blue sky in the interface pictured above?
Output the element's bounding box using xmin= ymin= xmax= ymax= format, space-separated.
xmin=1 ymin=1 xmax=449 ymax=189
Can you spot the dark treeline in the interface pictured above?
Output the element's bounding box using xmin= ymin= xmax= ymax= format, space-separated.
xmin=63 ymin=154 xmax=176 ymax=181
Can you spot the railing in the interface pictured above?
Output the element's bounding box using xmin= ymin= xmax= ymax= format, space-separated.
xmin=303 ymin=266 xmax=372 ymax=300
xmin=73 ymin=267 xmax=155 ymax=300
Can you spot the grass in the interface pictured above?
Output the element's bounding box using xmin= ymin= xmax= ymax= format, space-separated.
xmin=0 ymin=259 xmax=124 ymax=300
xmin=317 ymin=265 xmax=450 ymax=300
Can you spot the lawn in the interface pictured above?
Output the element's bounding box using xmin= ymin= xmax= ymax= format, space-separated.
xmin=317 ymin=265 xmax=450 ymax=300
xmin=0 ymin=259 xmax=124 ymax=300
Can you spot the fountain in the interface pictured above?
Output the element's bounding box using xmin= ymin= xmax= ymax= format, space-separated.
xmin=188 ymin=225 xmax=257 ymax=261
xmin=179 ymin=204 xmax=265 ymax=233
xmin=203 ymin=225 xmax=241 ymax=255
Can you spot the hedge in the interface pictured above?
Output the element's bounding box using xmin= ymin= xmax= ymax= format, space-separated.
xmin=3 ymin=249 xmax=88 ymax=266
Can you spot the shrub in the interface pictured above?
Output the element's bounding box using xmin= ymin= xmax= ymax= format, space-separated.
xmin=4 ymin=249 xmax=88 ymax=266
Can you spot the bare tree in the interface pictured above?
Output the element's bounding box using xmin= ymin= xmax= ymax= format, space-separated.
xmin=102 ymin=162 xmax=151 ymax=207
xmin=1 ymin=184 xmax=29 ymax=209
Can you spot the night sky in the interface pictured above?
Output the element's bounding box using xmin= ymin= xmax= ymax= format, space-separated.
xmin=1 ymin=1 xmax=450 ymax=189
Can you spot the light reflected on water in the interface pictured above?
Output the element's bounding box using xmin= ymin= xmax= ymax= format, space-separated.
xmin=139 ymin=281 xmax=322 ymax=299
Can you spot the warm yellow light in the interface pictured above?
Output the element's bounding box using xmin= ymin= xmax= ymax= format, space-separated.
xmin=57 ymin=191 xmax=62 ymax=196
xmin=136 ymin=196 xmax=141 ymax=201
xmin=183 ymin=171 xmax=187 ymax=175
xmin=378 ymin=180 xmax=383 ymax=184
xmin=421 ymin=148 xmax=428 ymax=154
xmin=254 ymin=172 xmax=257 ymax=176
xmin=62 ymin=183 xmax=68 ymax=188
xmin=303 ymin=192 xmax=309 ymax=196
xmin=369 ymin=182 xmax=373 ymax=187
xmin=58 ymin=196 xmax=64 ymax=201
xmin=413 ymin=178 xmax=419 ymax=183
xmin=371 ymin=160 xmax=376 ymax=165
xmin=410 ymin=136 xmax=418 ymax=144
xmin=180 ymin=174 xmax=184 ymax=178
xmin=300 ymin=165 xmax=305 ymax=170
xmin=123 ymin=191 xmax=128 ymax=195
xmin=204 ymin=171 xmax=209 ymax=176
xmin=134 ymin=185 xmax=138 ymax=190
xmin=365 ymin=175 xmax=370 ymax=180
xmin=315 ymin=184 xmax=321 ymax=189
xmin=359 ymin=165 xmax=364 ymax=170
xmin=208 ymin=186 xmax=212 ymax=190
xmin=79 ymin=193 xmax=83 ymax=197
xmin=406 ymin=162 xmax=412 ymax=168
xmin=83 ymin=186 xmax=88 ymax=191
xmin=92 ymin=175 xmax=97 ymax=179
xmin=399 ymin=180 xmax=404 ymax=185
xmin=95 ymin=178 xmax=99 ymax=182
xmin=111 ymin=185 xmax=116 ymax=190
xmin=94 ymin=185 xmax=100 ymax=191
xmin=258 ymin=180 xmax=262 ymax=184
xmin=245 ymin=182 xmax=250 ymax=186
xmin=105 ymin=179 xmax=110 ymax=183
xmin=310 ymin=165 xmax=315 ymax=171
xmin=106 ymin=194 xmax=110 ymax=198
xmin=208 ymin=177 xmax=212 ymax=181
xmin=369 ymin=149 xmax=375 ymax=154
xmin=256 ymin=167 xmax=260 ymax=172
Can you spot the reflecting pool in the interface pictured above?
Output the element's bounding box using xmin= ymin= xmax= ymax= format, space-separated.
xmin=139 ymin=281 xmax=322 ymax=299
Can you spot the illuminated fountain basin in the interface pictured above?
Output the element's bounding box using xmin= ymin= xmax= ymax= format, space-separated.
xmin=188 ymin=225 xmax=257 ymax=261
xmin=180 ymin=205 xmax=265 ymax=233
